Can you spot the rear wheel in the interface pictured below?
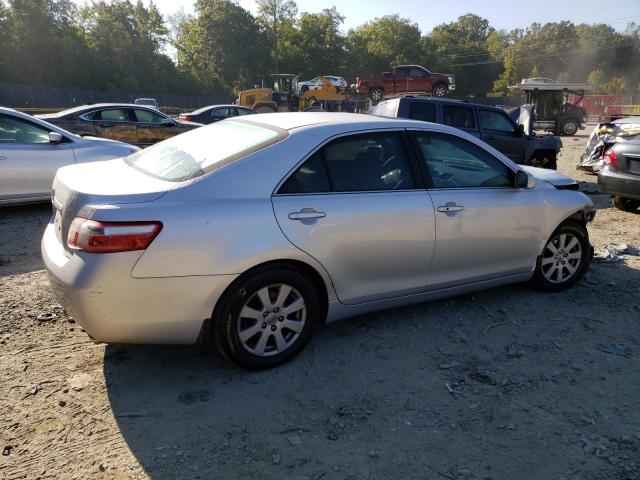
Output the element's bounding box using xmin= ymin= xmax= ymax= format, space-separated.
xmin=531 ymin=221 xmax=590 ymax=291
xmin=212 ymin=266 xmax=320 ymax=370
xmin=432 ymin=84 xmax=448 ymax=97
xmin=558 ymin=119 xmax=579 ymax=136
xmin=370 ymin=88 xmax=384 ymax=103
xmin=613 ymin=195 xmax=640 ymax=212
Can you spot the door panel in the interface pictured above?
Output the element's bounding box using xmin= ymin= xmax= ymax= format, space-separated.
xmin=407 ymin=67 xmax=429 ymax=92
xmin=273 ymin=192 xmax=435 ymax=304
xmin=134 ymin=108 xmax=175 ymax=145
xmin=427 ymin=189 xmax=543 ymax=288
xmin=479 ymin=109 xmax=527 ymax=163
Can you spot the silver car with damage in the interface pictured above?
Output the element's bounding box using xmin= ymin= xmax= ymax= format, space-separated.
xmin=0 ymin=107 xmax=139 ymax=205
xmin=42 ymin=113 xmax=595 ymax=369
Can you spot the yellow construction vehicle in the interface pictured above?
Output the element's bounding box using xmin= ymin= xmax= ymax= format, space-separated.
xmin=237 ymin=74 xmax=348 ymax=113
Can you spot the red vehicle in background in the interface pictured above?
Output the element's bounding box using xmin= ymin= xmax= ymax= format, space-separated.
xmin=356 ymin=65 xmax=455 ymax=102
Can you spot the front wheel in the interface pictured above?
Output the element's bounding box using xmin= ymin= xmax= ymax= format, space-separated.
xmin=531 ymin=221 xmax=591 ymax=291
xmin=613 ymin=195 xmax=640 ymax=212
xmin=370 ymin=88 xmax=384 ymax=103
xmin=558 ymin=119 xmax=579 ymax=136
xmin=432 ymin=84 xmax=448 ymax=97
xmin=212 ymin=266 xmax=321 ymax=370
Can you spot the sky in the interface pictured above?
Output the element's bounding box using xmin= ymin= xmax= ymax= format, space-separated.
xmin=86 ymin=0 xmax=640 ymax=33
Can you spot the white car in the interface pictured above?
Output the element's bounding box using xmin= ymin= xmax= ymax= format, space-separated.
xmin=0 ymin=107 xmax=139 ymax=206
xmin=298 ymin=76 xmax=348 ymax=94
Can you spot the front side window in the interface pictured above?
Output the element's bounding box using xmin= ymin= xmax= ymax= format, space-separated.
xmin=0 ymin=114 xmax=51 ymax=144
xmin=212 ymin=108 xmax=235 ymax=119
xmin=408 ymin=102 xmax=436 ymax=123
xmin=480 ymin=109 xmax=515 ymax=133
xmin=414 ymin=131 xmax=511 ymax=189
xmin=126 ymin=120 xmax=287 ymax=181
xmin=236 ymin=108 xmax=254 ymax=116
xmin=90 ymin=109 xmax=130 ymax=122
xmin=409 ymin=67 xmax=427 ymax=77
xmin=443 ymin=105 xmax=475 ymax=130
xmin=134 ymin=109 xmax=167 ymax=123
xmin=278 ymin=132 xmax=415 ymax=194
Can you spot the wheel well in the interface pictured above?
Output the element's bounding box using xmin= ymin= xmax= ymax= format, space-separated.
xmin=532 ymin=149 xmax=556 ymax=158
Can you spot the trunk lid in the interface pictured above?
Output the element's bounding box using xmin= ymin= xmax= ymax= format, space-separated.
xmin=52 ymin=158 xmax=177 ymax=253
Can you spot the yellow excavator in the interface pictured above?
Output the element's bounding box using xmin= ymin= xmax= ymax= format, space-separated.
xmin=237 ymin=74 xmax=347 ymax=113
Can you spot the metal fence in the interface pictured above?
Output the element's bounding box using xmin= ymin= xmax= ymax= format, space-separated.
xmin=0 ymin=82 xmax=232 ymax=113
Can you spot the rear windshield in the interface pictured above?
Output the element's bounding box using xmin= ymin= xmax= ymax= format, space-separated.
xmin=125 ymin=120 xmax=287 ymax=181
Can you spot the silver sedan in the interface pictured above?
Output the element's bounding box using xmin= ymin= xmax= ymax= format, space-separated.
xmin=0 ymin=107 xmax=139 ymax=205
xmin=42 ymin=113 xmax=595 ymax=369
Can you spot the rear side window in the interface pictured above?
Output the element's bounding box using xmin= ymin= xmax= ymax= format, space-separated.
xmin=414 ymin=131 xmax=511 ymax=189
xmin=126 ymin=120 xmax=287 ymax=181
xmin=134 ymin=109 xmax=166 ymax=123
xmin=372 ymin=100 xmax=399 ymax=118
xmin=408 ymin=102 xmax=436 ymax=122
xmin=96 ymin=109 xmax=130 ymax=121
xmin=443 ymin=105 xmax=475 ymax=130
xmin=278 ymin=132 xmax=415 ymax=194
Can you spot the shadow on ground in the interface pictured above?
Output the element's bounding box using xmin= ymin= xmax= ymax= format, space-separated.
xmin=0 ymin=203 xmax=51 ymax=275
xmin=104 ymin=260 xmax=640 ymax=479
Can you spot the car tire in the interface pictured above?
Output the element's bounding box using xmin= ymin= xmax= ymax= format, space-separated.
xmin=532 ymin=151 xmax=557 ymax=170
xmin=530 ymin=221 xmax=591 ymax=292
xmin=557 ymin=119 xmax=579 ymax=136
xmin=612 ymin=195 xmax=640 ymax=212
xmin=432 ymin=84 xmax=448 ymax=97
xmin=370 ymin=88 xmax=384 ymax=103
xmin=212 ymin=266 xmax=321 ymax=370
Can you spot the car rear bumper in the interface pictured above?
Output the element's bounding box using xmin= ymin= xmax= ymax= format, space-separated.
xmin=598 ymin=167 xmax=640 ymax=200
xmin=41 ymin=223 xmax=237 ymax=345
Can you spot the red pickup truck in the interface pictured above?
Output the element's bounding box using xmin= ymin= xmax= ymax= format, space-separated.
xmin=356 ymin=65 xmax=455 ymax=102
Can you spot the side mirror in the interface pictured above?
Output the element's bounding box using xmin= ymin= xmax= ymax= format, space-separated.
xmin=515 ymin=124 xmax=525 ymax=135
xmin=515 ymin=170 xmax=533 ymax=189
xmin=49 ymin=132 xmax=63 ymax=144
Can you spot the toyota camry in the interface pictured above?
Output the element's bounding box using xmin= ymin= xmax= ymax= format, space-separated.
xmin=42 ymin=113 xmax=595 ymax=369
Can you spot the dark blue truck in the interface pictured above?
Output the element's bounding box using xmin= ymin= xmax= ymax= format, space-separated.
xmin=373 ymin=96 xmax=562 ymax=170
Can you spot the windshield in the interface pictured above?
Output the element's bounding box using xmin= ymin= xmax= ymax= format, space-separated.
xmin=125 ymin=120 xmax=288 ymax=182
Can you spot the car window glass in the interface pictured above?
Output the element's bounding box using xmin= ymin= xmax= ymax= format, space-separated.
xmin=212 ymin=108 xmax=233 ymax=119
xmin=395 ymin=68 xmax=408 ymax=78
xmin=0 ymin=114 xmax=51 ymax=144
xmin=98 ymin=109 xmax=129 ymax=122
xmin=408 ymin=102 xmax=436 ymax=122
xmin=415 ymin=132 xmax=511 ymax=189
xmin=134 ymin=109 xmax=166 ymax=123
xmin=480 ymin=110 xmax=515 ymax=133
xmin=323 ymin=132 xmax=415 ymax=192
xmin=278 ymin=152 xmax=331 ymax=194
xmin=443 ymin=105 xmax=475 ymax=129
xmin=409 ymin=68 xmax=427 ymax=77
xmin=236 ymin=108 xmax=253 ymax=116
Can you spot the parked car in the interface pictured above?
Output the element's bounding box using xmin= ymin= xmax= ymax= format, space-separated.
xmin=43 ymin=113 xmax=594 ymax=370
xmin=597 ymin=139 xmax=640 ymax=212
xmin=373 ymin=97 xmax=563 ymax=169
xmin=134 ymin=98 xmax=159 ymax=110
xmin=37 ymin=104 xmax=201 ymax=147
xmin=0 ymin=107 xmax=138 ymax=206
xmin=178 ymin=105 xmax=255 ymax=125
xmin=356 ymin=65 xmax=455 ymax=102
xmin=298 ymin=76 xmax=348 ymax=95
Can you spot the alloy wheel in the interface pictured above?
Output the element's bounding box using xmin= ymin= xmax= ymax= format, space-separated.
xmin=236 ymin=284 xmax=306 ymax=357
xmin=563 ymin=121 xmax=578 ymax=135
xmin=541 ymin=232 xmax=582 ymax=284
xmin=433 ymin=85 xmax=447 ymax=97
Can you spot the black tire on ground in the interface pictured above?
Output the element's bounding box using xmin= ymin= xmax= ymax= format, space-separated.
xmin=532 ymin=151 xmax=557 ymax=170
xmin=432 ymin=84 xmax=448 ymax=97
xmin=612 ymin=195 xmax=640 ymax=212
xmin=370 ymin=88 xmax=384 ymax=103
xmin=557 ymin=119 xmax=579 ymax=136
xmin=530 ymin=221 xmax=591 ymax=292
xmin=212 ymin=266 xmax=321 ymax=370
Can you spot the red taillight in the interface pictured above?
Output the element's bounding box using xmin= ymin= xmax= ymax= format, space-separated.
xmin=67 ymin=218 xmax=162 ymax=253
xmin=179 ymin=114 xmax=188 ymax=121
xmin=604 ymin=149 xmax=617 ymax=166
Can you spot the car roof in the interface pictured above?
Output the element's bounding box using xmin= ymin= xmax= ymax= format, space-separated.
xmin=232 ymin=111 xmax=434 ymax=131
xmin=386 ymin=96 xmax=504 ymax=111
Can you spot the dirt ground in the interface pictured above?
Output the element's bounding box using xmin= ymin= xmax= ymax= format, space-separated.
xmin=1 ymin=131 xmax=639 ymax=480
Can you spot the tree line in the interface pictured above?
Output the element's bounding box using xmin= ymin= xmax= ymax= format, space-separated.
xmin=1 ymin=0 xmax=639 ymax=100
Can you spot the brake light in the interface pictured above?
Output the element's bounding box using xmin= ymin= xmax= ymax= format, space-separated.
xmin=179 ymin=114 xmax=188 ymax=121
xmin=67 ymin=218 xmax=162 ymax=253
xmin=604 ymin=149 xmax=617 ymax=166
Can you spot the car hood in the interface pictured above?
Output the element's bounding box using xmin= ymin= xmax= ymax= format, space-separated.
xmin=521 ymin=166 xmax=577 ymax=188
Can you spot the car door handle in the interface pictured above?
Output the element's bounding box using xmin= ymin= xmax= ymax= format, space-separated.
xmin=288 ymin=210 xmax=326 ymax=220
xmin=437 ymin=204 xmax=464 ymax=213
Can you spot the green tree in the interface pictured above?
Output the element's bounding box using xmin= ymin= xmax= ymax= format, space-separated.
xmin=294 ymin=7 xmax=345 ymax=79
xmin=256 ymin=0 xmax=297 ymax=73
xmin=175 ymin=0 xmax=269 ymax=95
xmin=587 ymin=69 xmax=606 ymax=93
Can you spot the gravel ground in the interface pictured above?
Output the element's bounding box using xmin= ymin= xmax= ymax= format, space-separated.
xmin=1 ymin=132 xmax=639 ymax=480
